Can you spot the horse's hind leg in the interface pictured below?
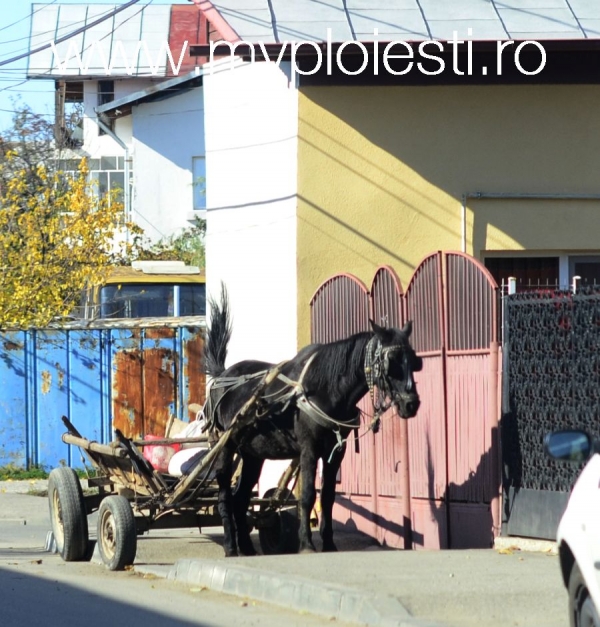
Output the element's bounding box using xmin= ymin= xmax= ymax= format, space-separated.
xmin=298 ymin=451 xmax=318 ymax=553
xmin=319 ymin=452 xmax=344 ymax=552
xmin=232 ymin=456 xmax=263 ymax=556
xmin=215 ymin=447 xmax=238 ymax=557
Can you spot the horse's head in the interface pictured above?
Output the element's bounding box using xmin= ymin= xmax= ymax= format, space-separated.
xmin=366 ymin=320 xmax=422 ymax=418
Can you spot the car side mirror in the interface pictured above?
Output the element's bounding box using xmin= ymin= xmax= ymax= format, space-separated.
xmin=544 ymin=429 xmax=593 ymax=463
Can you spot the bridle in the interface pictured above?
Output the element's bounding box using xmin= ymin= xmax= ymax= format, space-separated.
xmin=364 ymin=335 xmax=412 ymax=432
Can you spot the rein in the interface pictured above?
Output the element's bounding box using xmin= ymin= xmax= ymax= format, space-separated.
xmin=205 ymin=335 xmax=408 ymax=463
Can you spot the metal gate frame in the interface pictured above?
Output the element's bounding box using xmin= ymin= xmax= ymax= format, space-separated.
xmin=310 ymin=252 xmax=501 ymax=549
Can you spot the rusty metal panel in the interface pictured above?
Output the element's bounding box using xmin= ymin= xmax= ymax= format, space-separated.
xmin=310 ymin=273 xmax=369 ymax=343
xmin=110 ymin=326 xmax=206 ymax=439
xmin=181 ymin=328 xmax=206 ymax=421
xmin=111 ymin=329 xmax=144 ymax=439
xmin=0 ymin=323 xmax=205 ymax=469
xmin=142 ymin=328 xmax=177 ymax=437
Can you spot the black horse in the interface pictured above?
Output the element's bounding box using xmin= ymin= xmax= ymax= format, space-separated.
xmin=203 ymin=289 xmax=422 ymax=557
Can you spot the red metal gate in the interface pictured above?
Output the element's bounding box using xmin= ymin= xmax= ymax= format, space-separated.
xmin=310 ymin=252 xmax=501 ymax=549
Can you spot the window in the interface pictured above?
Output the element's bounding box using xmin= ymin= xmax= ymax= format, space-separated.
xmin=192 ymin=156 xmax=206 ymax=210
xmin=97 ymin=80 xmax=114 ymax=106
xmin=58 ymin=156 xmax=128 ymax=205
xmin=54 ymin=80 xmax=84 ymax=148
xmin=99 ymin=283 xmax=206 ymax=319
xmin=485 ymin=257 xmax=559 ymax=290
xmin=569 ymin=256 xmax=600 ymax=287
xmin=179 ymin=284 xmax=206 ymax=315
xmin=97 ymin=80 xmax=115 ymax=135
xmin=485 ymin=254 xmax=600 ymax=291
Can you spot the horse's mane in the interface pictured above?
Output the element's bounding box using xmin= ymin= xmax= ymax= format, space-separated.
xmin=205 ymin=283 xmax=232 ymax=378
xmin=307 ymin=332 xmax=371 ymax=391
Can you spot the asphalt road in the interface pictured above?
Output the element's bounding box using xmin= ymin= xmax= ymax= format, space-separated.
xmin=0 ymin=485 xmax=570 ymax=627
xmin=0 ymin=490 xmax=353 ymax=627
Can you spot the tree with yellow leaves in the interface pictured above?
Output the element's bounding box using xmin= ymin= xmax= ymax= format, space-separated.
xmin=0 ymin=154 xmax=143 ymax=328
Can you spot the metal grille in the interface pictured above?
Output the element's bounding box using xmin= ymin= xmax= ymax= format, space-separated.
xmin=405 ymin=253 xmax=443 ymax=353
xmin=446 ymin=253 xmax=499 ymax=351
xmin=310 ymin=274 xmax=370 ymax=343
xmin=504 ymin=288 xmax=600 ymax=492
xmin=371 ymin=265 xmax=404 ymax=329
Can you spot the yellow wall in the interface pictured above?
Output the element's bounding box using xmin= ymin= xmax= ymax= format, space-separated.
xmin=297 ymin=85 xmax=600 ymax=345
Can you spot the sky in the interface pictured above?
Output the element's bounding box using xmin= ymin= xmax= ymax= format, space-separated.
xmin=0 ymin=0 xmax=190 ymax=132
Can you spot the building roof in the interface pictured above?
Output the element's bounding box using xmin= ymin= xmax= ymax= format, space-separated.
xmin=27 ymin=3 xmax=206 ymax=79
xmin=96 ymin=69 xmax=202 ymax=118
xmin=202 ymin=0 xmax=600 ymax=43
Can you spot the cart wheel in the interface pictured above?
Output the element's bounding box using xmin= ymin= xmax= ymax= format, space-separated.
xmin=258 ymin=488 xmax=300 ymax=555
xmin=97 ymin=495 xmax=137 ymax=571
xmin=48 ymin=467 xmax=88 ymax=562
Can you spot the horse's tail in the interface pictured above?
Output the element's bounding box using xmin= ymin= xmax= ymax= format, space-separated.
xmin=205 ymin=282 xmax=232 ymax=378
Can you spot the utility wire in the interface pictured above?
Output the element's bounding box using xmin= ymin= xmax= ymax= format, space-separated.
xmin=0 ymin=0 xmax=143 ymax=68
xmin=0 ymin=4 xmax=118 ymax=56
xmin=0 ymin=0 xmax=59 ymax=35
xmin=0 ymin=0 xmax=154 ymax=98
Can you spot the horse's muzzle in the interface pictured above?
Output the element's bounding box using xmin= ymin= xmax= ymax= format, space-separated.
xmin=394 ymin=393 xmax=420 ymax=418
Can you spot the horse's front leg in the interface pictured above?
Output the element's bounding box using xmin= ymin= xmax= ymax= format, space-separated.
xmin=319 ymin=446 xmax=345 ymax=552
xmin=298 ymin=450 xmax=318 ymax=554
xmin=215 ymin=447 xmax=238 ymax=557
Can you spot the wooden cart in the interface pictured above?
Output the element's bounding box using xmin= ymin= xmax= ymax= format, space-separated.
xmin=48 ymin=415 xmax=300 ymax=570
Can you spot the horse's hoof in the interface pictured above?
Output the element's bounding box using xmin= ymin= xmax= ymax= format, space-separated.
xmin=224 ymin=549 xmax=239 ymax=557
xmin=239 ymin=543 xmax=257 ymax=556
xmin=299 ymin=545 xmax=316 ymax=554
xmin=322 ymin=543 xmax=338 ymax=553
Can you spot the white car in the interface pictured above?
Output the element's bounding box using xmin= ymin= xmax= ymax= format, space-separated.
xmin=545 ymin=430 xmax=600 ymax=627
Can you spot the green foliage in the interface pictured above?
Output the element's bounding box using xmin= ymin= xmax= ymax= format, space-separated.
xmin=0 ymin=465 xmax=97 ymax=481
xmin=135 ymin=217 xmax=206 ymax=269
xmin=0 ymin=106 xmax=144 ymax=328
xmin=0 ymin=464 xmax=49 ymax=481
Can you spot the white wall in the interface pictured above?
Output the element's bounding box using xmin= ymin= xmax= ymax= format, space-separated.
xmin=203 ymin=60 xmax=299 ymax=366
xmin=131 ymin=86 xmax=205 ymax=241
xmin=82 ymin=78 xmax=157 ymax=156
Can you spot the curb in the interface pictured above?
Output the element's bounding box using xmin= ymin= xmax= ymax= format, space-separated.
xmin=135 ymin=559 xmax=444 ymax=627
xmin=494 ymin=536 xmax=558 ymax=555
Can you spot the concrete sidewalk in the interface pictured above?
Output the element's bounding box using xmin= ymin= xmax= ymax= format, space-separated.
xmin=134 ymin=541 xmax=566 ymax=627
xmin=1 ymin=481 xmax=568 ymax=627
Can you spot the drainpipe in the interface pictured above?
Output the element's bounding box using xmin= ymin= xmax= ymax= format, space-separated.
xmin=461 ymin=192 xmax=600 ymax=254
xmin=96 ymin=115 xmax=132 ymax=225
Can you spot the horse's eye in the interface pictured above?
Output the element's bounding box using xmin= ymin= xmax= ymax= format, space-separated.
xmin=387 ymin=360 xmax=404 ymax=379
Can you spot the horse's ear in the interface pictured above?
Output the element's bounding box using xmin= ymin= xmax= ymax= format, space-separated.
xmin=402 ymin=320 xmax=413 ymax=337
xmin=369 ymin=319 xmax=386 ymax=336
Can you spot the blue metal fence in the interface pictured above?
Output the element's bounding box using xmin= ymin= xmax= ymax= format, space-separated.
xmin=0 ymin=320 xmax=205 ymax=470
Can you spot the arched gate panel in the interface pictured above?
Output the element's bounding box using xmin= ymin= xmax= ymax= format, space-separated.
xmin=313 ymin=252 xmax=502 ymax=551
xmin=310 ymin=273 xmax=369 ymax=344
